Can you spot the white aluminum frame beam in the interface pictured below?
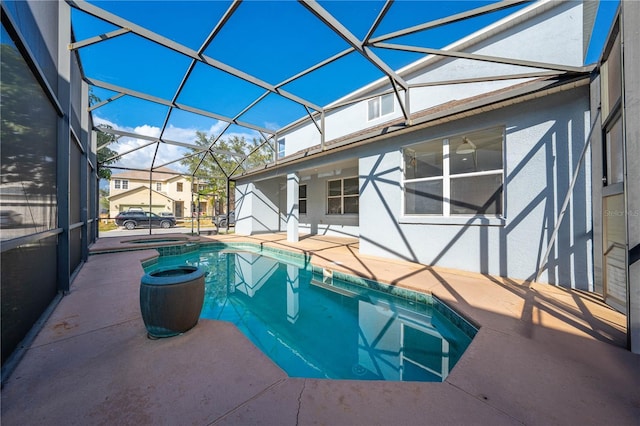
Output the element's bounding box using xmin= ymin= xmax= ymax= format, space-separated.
xmin=299 ymin=0 xmax=409 ymax=91
xmin=158 ymin=0 xmax=241 ymax=143
xmin=86 ymin=77 xmax=276 ymax=135
xmin=96 ymin=126 xmax=244 ymax=158
xmin=363 ymin=0 xmax=393 ymax=45
xmin=66 ymin=0 xmax=323 ymax=112
xmin=373 ymin=42 xmax=588 ymax=73
xmin=68 ymin=27 xmax=130 ymax=50
xmin=368 ymin=0 xmax=529 ymax=44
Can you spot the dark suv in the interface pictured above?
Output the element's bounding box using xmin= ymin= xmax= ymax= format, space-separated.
xmin=115 ymin=211 xmax=176 ymax=230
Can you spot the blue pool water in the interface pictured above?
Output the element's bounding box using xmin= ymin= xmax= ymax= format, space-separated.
xmin=145 ymin=246 xmax=476 ymax=382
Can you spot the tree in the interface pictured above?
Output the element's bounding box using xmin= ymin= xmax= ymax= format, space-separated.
xmin=96 ymin=128 xmax=119 ymax=180
xmin=1 ymin=43 xmax=57 ymax=194
xmin=88 ymin=89 xmax=119 ymax=180
xmin=180 ymin=132 xmax=272 ymax=211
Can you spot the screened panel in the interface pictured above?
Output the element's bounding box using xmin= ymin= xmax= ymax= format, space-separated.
xmin=603 ymin=193 xmax=627 ymax=313
xmin=328 ymin=197 xmax=342 ymax=214
xmin=606 ymin=33 xmax=622 ymax=115
xmin=70 ymin=138 xmax=82 ymax=224
xmin=1 ymin=235 xmax=58 ymax=364
xmin=70 ymin=226 xmax=82 ymax=274
xmin=328 ymin=180 xmax=342 ymax=197
xmin=344 ymin=196 xmax=359 ymax=214
xmin=404 ymin=141 xmax=443 ymax=180
xmin=344 ymin=177 xmax=359 ymax=195
xmin=450 ymin=174 xmax=503 ymax=215
xmin=606 ymin=116 xmax=624 ymax=185
xmin=450 ymin=128 xmax=503 ymax=175
xmin=1 ymin=25 xmax=58 ymax=241
xmin=404 ymin=180 xmax=443 ymax=215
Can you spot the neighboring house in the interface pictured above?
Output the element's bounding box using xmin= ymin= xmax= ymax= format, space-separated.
xmin=108 ymin=166 xmax=208 ymax=218
xmin=233 ymin=1 xmax=595 ymax=290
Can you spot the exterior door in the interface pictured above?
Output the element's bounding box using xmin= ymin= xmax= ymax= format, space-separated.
xmin=175 ymin=201 xmax=184 ymax=218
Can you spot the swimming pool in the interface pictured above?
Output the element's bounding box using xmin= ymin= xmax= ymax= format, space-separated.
xmin=144 ymin=245 xmax=476 ymax=382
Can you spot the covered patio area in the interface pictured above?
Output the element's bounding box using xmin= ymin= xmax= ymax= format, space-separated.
xmin=1 ymin=233 xmax=637 ymax=425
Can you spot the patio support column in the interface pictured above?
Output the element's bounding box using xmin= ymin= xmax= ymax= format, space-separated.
xmin=287 ymin=172 xmax=299 ymax=242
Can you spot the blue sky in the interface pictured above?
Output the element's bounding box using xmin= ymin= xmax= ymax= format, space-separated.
xmin=72 ymin=0 xmax=620 ymax=172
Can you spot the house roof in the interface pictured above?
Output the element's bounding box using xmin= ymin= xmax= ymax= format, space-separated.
xmin=111 ymin=166 xmax=183 ymax=182
xmin=235 ymin=72 xmax=591 ymax=180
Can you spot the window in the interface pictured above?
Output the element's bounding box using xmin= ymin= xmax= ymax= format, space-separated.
xmin=156 ymin=182 xmax=162 ymax=191
xmin=367 ymin=93 xmax=394 ymax=121
xmin=121 ymin=180 xmax=129 ymax=190
xmin=299 ymin=184 xmax=307 ymax=214
xmin=114 ymin=179 xmax=121 ymax=189
xmin=277 ymin=138 xmax=285 ymax=158
xmin=601 ymin=28 xmax=623 ymax=187
xmin=403 ymin=127 xmax=503 ymax=216
xmin=601 ymin=32 xmax=622 ymax=119
xmin=605 ymin=115 xmax=624 ymax=185
xmin=177 ymin=182 xmax=183 ymax=192
xmin=327 ymin=177 xmax=359 ymax=214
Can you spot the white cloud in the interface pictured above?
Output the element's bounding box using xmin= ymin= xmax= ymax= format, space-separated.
xmin=93 ymin=115 xmax=262 ymax=172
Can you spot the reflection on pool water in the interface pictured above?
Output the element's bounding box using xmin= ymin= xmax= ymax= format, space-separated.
xmin=145 ymin=246 xmax=476 ymax=382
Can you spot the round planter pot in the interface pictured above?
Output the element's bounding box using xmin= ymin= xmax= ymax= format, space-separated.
xmin=140 ymin=265 xmax=205 ymax=339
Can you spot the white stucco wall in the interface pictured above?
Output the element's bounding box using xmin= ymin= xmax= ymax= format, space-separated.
xmin=235 ymin=179 xmax=283 ymax=235
xmin=358 ymin=87 xmax=592 ymax=288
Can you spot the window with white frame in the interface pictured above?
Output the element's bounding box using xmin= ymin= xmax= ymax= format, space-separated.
xmin=299 ymin=184 xmax=307 ymax=214
xmin=177 ymin=182 xmax=183 ymax=192
xmin=156 ymin=182 xmax=162 ymax=191
xmin=403 ymin=127 xmax=504 ymax=216
xmin=277 ymin=138 xmax=285 ymax=158
xmin=114 ymin=179 xmax=121 ymax=189
xmin=327 ymin=177 xmax=359 ymax=214
xmin=367 ymin=93 xmax=394 ymax=121
xmin=121 ymin=179 xmax=129 ymax=190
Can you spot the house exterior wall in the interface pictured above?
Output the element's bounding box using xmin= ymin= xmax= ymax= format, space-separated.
xmin=358 ymin=87 xmax=591 ymax=288
xmin=109 ymin=190 xmax=173 ymax=217
xmin=278 ymin=1 xmax=585 ymax=157
xmin=235 ymin=180 xmax=282 ymax=235
xmin=237 ymin=85 xmax=592 ymax=288
xmin=108 ymin=175 xmax=193 ymax=218
xmin=235 ymin=164 xmax=360 ymax=238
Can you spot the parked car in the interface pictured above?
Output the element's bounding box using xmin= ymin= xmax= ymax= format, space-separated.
xmin=214 ymin=211 xmax=235 ymax=227
xmin=159 ymin=212 xmax=175 ymax=219
xmin=115 ymin=211 xmax=176 ymax=230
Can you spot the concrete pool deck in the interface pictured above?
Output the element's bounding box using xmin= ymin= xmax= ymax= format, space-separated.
xmin=2 ymin=233 xmax=639 ymax=425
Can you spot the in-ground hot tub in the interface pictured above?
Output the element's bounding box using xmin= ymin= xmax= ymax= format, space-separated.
xmin=126 ymin=237 xmax=189 ymax=244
